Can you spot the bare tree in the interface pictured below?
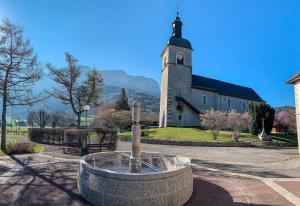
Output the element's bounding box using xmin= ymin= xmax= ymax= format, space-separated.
xmin=274 ymin=109 xmax=296 ymax=135
xmin=93 ymin=103 xmax=131 ymax=132
xmin=200 ymin=109 xmax=227 ymax=140
xmin=49 ymin=111 xmax=63 ymax=128
xmin=226 ymin=110 xmax=250 ymax=141
xmin=46 ymin=52 xmax=104 ymax=128
xmin=37 ymin=110 xmax=50 ymax=128
xmin=141 ymin=112 xmax=159 ymax=127
xmin=0 ymin=19 xmax=43 ymax=151
xmin=27 ymin=111 xmax=37 ymax=128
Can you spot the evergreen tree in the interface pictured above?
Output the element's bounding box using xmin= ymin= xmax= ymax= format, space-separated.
xmin=248 ymin=103 xmax=275 ymax=135
xmin=115 ymin=88 xmax=130 ymax=111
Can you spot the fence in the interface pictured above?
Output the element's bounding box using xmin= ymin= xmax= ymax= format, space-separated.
xmin=28 ymin=128 xmax=118 ymax=151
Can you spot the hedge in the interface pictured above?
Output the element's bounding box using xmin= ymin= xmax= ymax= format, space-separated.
xmin=28 ymin=128 xmax=118 ymax=150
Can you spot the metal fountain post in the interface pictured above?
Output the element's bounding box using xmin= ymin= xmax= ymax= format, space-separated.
xmin=130 ymin=101 xmax=142 ymax=173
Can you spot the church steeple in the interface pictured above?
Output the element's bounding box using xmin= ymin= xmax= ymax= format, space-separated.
xmin=172 ymin=12 xmax=182 ymax=38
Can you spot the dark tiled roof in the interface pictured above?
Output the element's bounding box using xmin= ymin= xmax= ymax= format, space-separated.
xmin=168 ymin=36 xmax=192 ymax=49
xmin=191 ymin=75 xmax=264 ymax=102
xmin=175 ymin=96 xmax=202 ymax=115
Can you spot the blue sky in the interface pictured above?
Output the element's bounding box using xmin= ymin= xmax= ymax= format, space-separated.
xmin=0 ymin=0 xmax=299 ymax=107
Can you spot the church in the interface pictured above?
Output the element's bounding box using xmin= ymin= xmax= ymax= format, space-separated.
xmin=159 ymin=14 xmax=264 ymax=127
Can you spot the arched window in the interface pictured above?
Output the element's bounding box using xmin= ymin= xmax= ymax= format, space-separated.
xmin=176 ymin=53 xmax=184 ymax=65
xmin=227 ymin=99 xmax=231 ymax=108
xmin=202 ymin=95 xmax=207 ymax=105
xmin=242 ymin=101 xmax=246 ymax=110
xmin=177 ymin=104 xmax=183 ymax=112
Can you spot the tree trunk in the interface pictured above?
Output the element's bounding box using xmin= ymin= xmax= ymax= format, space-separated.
xmin=77 ymin=113 xmax=81 ymax=128
xmin=1 ymin=96 xmax=7 ymax=152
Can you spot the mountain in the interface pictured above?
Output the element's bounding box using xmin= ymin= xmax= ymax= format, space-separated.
xmin=10 ymin=68 xmax=160 ymax=118
xmin=275 ymin=106 xmax=295 ymax=111
xmin=102 ymin=85 xmax=159 ymax=113
xmin=99 ymin=69 xmax=160 ymax=97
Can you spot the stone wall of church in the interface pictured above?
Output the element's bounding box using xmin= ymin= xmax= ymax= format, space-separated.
xmin=190 ymin=88 xmax=259 ymax=113
xmin=218 ymin=95 xmax=250 ymax=112
xmin=159 ymin=64 xmax=169 ymax=127
xmin=160 ymin=45 xmax=193 ymax=127
xmin=191 ymin=88 xmax=218 ymax=112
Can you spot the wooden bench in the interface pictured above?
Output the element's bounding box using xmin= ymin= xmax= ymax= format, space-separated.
xmin=63 ymin=142 xmax=116 ymax=152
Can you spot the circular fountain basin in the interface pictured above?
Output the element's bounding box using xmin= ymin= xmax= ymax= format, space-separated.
xmin=78 ymin=151 xmax=193 ymax=206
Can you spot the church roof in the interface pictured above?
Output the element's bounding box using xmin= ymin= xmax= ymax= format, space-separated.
xmin=191 ymin=75 xmax=264 ymax=102
xmin=168 ymin=36 xmax=192 ymax=49
xmin=167 ymin=13 xmax=192 ymax=49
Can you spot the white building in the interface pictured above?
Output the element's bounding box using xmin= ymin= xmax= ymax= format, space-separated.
xmin=159 ymin=14 xmax=264 ymax=127
xmin=286 ymin=73 xmax=300 ymax=155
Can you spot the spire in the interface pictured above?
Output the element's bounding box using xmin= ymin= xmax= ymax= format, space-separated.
xmin=172 ymin=12 xmax=182 ymax=38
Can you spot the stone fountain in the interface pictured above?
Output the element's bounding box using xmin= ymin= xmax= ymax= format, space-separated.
xmin=77 ymin=101 xmax=193 ymax=206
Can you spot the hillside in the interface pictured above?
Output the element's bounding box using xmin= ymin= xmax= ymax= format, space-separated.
xmin=10 ymin=68 xmax=160 ymax=118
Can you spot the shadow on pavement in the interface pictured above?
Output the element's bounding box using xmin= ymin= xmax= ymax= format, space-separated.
xmin=191 ymin=159 xmax=291 ymax=178
xmin=8 ymin=155 xmax=90 ymax=206
xmin=186 ymin=178 xmax=278 ymax=206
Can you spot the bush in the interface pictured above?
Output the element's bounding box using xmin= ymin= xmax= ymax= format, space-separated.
xmin=28 ymin=128 xmax=65 ymax=144
xmin=6 ymin=142 xmax=39 ymax=155
xmin=226 ymin=110 xmax=250 ymax=141
xmin=64 ymin=129 xmax=90 ymax=143
xmin=200 ymin=109 xmax=227 ymax=140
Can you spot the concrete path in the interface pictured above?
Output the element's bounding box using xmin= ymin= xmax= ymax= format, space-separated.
xmin=0 ymin=142 xmax=299 ymax=205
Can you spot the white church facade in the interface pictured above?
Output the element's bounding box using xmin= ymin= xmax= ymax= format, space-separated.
xmin=159 ymin=14 xmax=264 ymax=127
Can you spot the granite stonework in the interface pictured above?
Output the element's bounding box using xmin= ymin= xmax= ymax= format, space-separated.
xmin=78 ymin=152 xmax=193 ymax=206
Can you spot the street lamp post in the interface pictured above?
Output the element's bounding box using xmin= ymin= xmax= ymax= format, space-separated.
xmin=82 ymin=105 xmax=90 ymax=128
xmin=15 ymin=119 xmax=18 ymax=135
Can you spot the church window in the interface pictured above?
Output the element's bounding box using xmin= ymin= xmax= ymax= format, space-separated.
xmin=178 ymin=115 xmax=182 ymax=120
xmin=176 ymin=53 xmax=184 ymax=65
xmin=177 ymin=104 xmax=183 ymax=112
xmin=163 ymin=56 xmax=167 ymax=67
xmin=202 ymin=95 xmax=207 ymax=105
xmin=227 ymin=99 xmax=231 ymax=108
xmin=242 ymin=101 xmax=246 ymax=110
xmin=178 ymin=90 xmax=183 ymax=95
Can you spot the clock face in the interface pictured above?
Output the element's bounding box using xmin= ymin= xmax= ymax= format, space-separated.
xmin=177 ymin=53 xmax=183 ymax=60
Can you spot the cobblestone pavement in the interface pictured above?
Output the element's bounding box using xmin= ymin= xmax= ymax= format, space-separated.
xmin=0 ymin=142 xmax=299 ymax=205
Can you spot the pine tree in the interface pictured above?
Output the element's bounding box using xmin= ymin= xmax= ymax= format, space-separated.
xmin=248 ymin=103 xmax=275 ymax=135
xmin=115 ymin=88 xmax=130 ymax=111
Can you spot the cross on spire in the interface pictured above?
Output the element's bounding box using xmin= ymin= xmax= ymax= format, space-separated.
xmin=176 ymin=3 xmax=179 ymax=17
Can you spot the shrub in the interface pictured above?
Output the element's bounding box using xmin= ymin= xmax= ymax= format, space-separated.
xmin=64 ymin=129 xmax=89 ymax=143
xmin=6 ymin=142 xmax=38 ymax=155
xmin=200 ymin=109 xmax=227 ymax=140
xmin=226 ymin=110 xmax=250 ymax=141
xmin=28 ymin=128 xmax=65 ymax=144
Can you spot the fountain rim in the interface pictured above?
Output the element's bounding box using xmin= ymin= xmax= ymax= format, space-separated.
xmin=80 ymin=151 xmax=191 ymax=180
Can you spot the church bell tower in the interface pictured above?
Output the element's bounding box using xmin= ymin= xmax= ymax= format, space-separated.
xmin=159 ymin=13 xmax=193 ymax=127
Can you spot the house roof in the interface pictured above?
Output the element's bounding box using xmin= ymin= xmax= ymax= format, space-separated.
xmin=286 ymin=72 xmax=300 ymax=84
xmin=191 ymin=75 xmax=264 ymax=102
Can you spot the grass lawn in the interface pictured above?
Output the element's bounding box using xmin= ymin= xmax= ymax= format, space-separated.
xmin=119 ymin=127 xmax=259 ymax=142
xmin=119 ymin=127 xmax=298 ymax=145
xmin=271 ymin=133 xmax=298 ymax=146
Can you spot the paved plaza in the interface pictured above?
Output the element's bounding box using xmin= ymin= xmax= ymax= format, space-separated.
xmin=0 ymin=142 xmax=300 ymax=205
